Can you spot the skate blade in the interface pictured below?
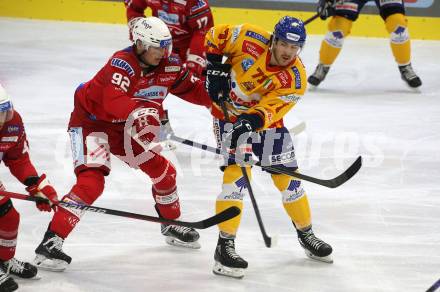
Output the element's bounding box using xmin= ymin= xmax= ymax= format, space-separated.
xmin=212 ymin=261 xmax=245 ymax=279
xmin=304 ymin=250 xmax=333 ymax=264
xmin=11 ymin=273 xmax=41 ymax=281
xmin=34 ymin=255 xmax=69 ymax=272
xmin=165 ymin=236 xmax=201 ymax=249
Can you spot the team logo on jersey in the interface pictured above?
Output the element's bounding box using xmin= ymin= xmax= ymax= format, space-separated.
xmin=242 ymin=40 xmax=264 ymax=59
xmin=134 ymin=86 xmax=168 ymax=100
xmin=158 ymin=10 xmax=179 ymax=24
xmin=291 ymin=66 xmax=302 ymax=89
xmin=111 ymin=58 xmax=135 ymax=77
xmin=241 ymin=58 xmax=254 ymax=72
xmin=276 ymin=71 xmax=292 ymax=88
xmin=245 ymin=31 xmax=269 ymax=45
xmin=191 ymin=0 xmax=207 ymax=12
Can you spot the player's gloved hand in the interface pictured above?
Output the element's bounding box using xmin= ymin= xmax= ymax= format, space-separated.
xmin=131 ymin=107 xmax=161 ymax=146
xmin=205 ymin=54 xmax=231 ymax=104
xmin=185 ymin=53 xmax=206 ymax=78
xmin=25 ymin=174 xmax=59 ymax=212
xmin=225 ymin=113 xmax=264 ymax=150
xmin=317 ymin=0 xmax=335 ymax=20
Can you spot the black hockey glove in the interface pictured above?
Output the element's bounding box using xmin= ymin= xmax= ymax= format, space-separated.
xmin=225 ymin=113 xmax=264 ymax=150
xmin=205 ymin=54 xmax=232 ymax=104
xmin=317 ymin=0 xmax=335 ymax=20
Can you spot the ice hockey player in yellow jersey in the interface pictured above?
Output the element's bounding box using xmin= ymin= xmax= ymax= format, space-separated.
xmin=309 ymin=0 xmax=422 ymax=88
xmin=204 ymin=16 xmax=333 ymax=279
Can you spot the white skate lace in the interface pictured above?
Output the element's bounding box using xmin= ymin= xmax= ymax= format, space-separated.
xmin=7 ymin=258 xmax=25 ymax=274
xmin=0 ymin=271 xmax=9 ymax=284
xmin=170 ymin=225 xmax=193 ymax=235
xmin=303 ymin=231 xmax=324 ymax=251
xmin=45 ymin=235 xmax=64 ymax=252
xmin=225 ymin=240 xmax=241 ymax=259
xmin=401 ymin=66 xmax=417 ymax=80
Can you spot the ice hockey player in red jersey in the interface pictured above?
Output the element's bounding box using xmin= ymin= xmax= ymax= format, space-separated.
xmin=33 ymin=17 xmax=212 ymax=272
xmin=0 ymin=84 xmax=59 ymax=291
xmin=125 ymin=0 xmax=214 ymax=78
xmin=125 ymin=0 xmax=214 ymax=151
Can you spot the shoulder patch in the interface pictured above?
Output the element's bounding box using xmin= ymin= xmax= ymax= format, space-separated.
xmin=111 ymin=58 xmax=135 ymax=77
xmin=242 ymin=40 xmax=265 ymax=59
xmin=245 ymin=31 xmax=269 ymax=45
xmin=291 ymin=66 xmax=302 ymax=89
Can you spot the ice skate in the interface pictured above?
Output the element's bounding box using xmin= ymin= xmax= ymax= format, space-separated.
xmin=161 ymin=224 xmax=201 ymax=249
xmin=212 ymin=236 xmax=248 ymax=279
xmin=308 ymin=63 xmax=330 ymax=87
xmin=0 ymin=258 xmax=38 ymax=280
xmin=34 ymin=230 xmax=72 ymax=272
xmin=399 ymin=63 xmax=422 ymax=88
xmin=297 ymin=226 xmax=333 ymax=263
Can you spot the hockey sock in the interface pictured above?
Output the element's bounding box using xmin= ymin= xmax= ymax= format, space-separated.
xmin=385 ymin=13 xmax=411 ymax=65
xmin=215 ymin=165 xmax=248 ymax=235
xmin=50 ymin=169 xmax=105 ymax=238
xmin=272 ymin=174 xmax=311 ymax=229
xmin=319 ymin=16 xmax=353 ymax=65
xmin=0 ymin=200 xmax=19 ymax=261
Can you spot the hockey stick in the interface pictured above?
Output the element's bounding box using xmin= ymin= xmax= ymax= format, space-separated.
xmin=0 ymin=190 xmax=240 ymax=229
xmin=427 ymin=278 xmax=440 ymax=292
xmin=168 ymin=133 xmax=362 ymax=188
xmin=304 ymin=13 xmax=320 ymax=25
xmin=288 ymin=121 xmax=306 ymax=135
xmin=217 ymin=98 xmax=273 ymax=248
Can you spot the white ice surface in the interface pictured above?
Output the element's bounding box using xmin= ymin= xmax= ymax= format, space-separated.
xmin=0 ymin=18 xmax=439 ymax=292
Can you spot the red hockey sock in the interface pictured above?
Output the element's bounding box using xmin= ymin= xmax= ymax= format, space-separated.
xmin=0 ymin=200 xmax=19 ymax=261
xmin=50 ymin=169 xmax=105 ymax=238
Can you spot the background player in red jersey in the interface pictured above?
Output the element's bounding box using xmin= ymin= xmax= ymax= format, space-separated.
xmin=0 ymin=84 xmax=59 ymax=291
xmin=33 ymin=17 xmax=212 ymax=272
xmin=125 ymin=0 xmax=213 ymax=77
xmin=125 ymin=0 xmax=214 ymax=150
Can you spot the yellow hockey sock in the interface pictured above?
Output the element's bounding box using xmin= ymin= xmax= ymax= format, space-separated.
xmin=216 ymin=165 xmax=251 ymax=235
xmin=272 ymin=174 xmax=311 ymax=229
xmin=385 ymin=13 xmax=411 ymax=65
xmin=319 ymin=16 xmax=353 ymax=66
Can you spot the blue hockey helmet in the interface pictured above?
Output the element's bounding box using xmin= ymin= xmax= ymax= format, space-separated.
xmin=273 ymin=16 xmax=306 ymax=48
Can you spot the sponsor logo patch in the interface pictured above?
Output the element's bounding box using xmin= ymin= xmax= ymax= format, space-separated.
xmin=291 ymin=66 xmax=302 ymax=89
xmin=165 ymin=65 xmax=180 ymax=72
xmin=134 ymin=86 xmax=168 ymax=100
xmin=1 ymin=136 xmax=18 ymax=142
xmin=245 ymin=31 xmax=269 ymax=45
xmin=7 ymin=125 xmax=20 ymax=133
xmin=242 ymin=40 xmax=264 ymax=59
xmin=276 ymin=71 xmax=292 ymax=88
xmin=279 ymin=94 xmax=301 ymax=103
xmin=270 ymin=150 xmax=296 ymax=165
xmin=158 ymin=10 xmax=179 ymax=24
xmin=111 ymin=58 xmax=135 ymax=77
xmin=190 ymin=0 xmax=207 ymax=12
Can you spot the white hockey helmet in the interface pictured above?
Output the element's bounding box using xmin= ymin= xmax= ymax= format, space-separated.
xmin=0 ymin=84 xmax=14 ymax=127
xmin=131 ymin=17 xmax=173 ymax=57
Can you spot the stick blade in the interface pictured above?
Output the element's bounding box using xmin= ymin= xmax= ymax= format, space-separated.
xmin=197 ymin=206 xmax=241 ymax=229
